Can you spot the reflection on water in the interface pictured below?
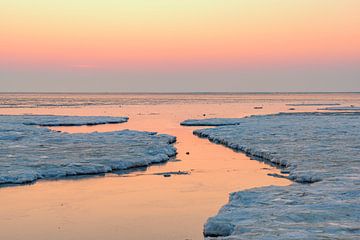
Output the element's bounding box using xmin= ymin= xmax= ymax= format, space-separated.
xmin=1 ymin=92 xmax=359 ymax=108
xmin=0 ymin=93 xmax=358 ymax=240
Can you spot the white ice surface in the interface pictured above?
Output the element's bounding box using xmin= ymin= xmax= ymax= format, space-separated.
xmin=185 ymin=112 xmax=360 ymax=239
xmin=0 ymin=115 xmax=176 ymax=185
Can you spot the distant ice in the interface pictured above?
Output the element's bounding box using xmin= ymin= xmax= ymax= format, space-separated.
xmin=319 ymin=106 xmax=360 ymax=111
xmin=286 ymin=103 xmax=340 ymax=106
xmin=0 ymin=115 xmax=176 ymax=185
xmin=19 ymin=115 xmax=128 ymax=126
xmin=5 ymin=93 xmax=342 ymax=108
xmin=181 ymin=118 xmax=243 ymax=126
xmin=185 ymin=113 xmax=360 ymax=239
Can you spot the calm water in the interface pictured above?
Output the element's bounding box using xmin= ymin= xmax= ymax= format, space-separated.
xmin=0 ymin=93 xmax=359 ymax=240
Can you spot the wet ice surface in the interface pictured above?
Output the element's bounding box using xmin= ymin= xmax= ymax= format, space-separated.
xmin=183 ymin=112 xmax=360 ymax=239
xmin=0 ymin=115 xmax=176 ymax=185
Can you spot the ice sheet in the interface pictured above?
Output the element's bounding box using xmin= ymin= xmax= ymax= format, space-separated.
xmin=0 ymin=115 xmax=176 ymax=185
xmin=185 ymin=113 xmax=360 ymax=239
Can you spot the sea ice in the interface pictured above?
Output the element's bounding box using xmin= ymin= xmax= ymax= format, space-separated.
xmin=181 ymin=118 xmax=243 ymax=126
xmin=184 ymin=112 xmax=360 ymax=239
xmin=20 ymin=115 xmax=128 ymax=126
xmin=319 ymin=106 xmax=360 ymax=111
xmin=286 ymin=103 xmax=340 ymax=106
xmin=0 ymin=115 xmax=176 ymax=185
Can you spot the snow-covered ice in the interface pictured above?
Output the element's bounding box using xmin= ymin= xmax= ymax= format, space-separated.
xmin=0 ymin=115 xmax=176 ymax=185
xmin=184 ymin=112 xmax=360 ymax=239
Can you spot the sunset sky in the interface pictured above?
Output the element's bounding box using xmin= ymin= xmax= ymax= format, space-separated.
xmin=1 ymin=0 xmax=360 ymax=92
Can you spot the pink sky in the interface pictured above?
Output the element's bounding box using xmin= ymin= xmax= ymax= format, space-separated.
xmin=1 ymin=0 xmax=359 ymax=91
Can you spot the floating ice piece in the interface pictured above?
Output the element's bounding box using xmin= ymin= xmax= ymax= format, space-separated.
xmin=0 ymin=115 xmax=176 ymax=185
xmin=185 ymin=112 xmax=360 ymax=239
xmin=19 ymin=115 xmax=128 ymax=126
xmin=319 ymin=106 xmax=360 ymax=111
xmin=153 ymin=171 xmax=190 ymax=176
xmin=286 ymin=103 xmax=340 ymax=106
xmin=181 ymin=118 xmax=243 ymax=126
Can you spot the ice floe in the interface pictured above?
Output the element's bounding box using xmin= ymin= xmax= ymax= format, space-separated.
xmin=19 ymin=115 xmax=128 ymax=126
xmin=286 ymin=103 xmax=340 ymax=106
xmin=0 ymin=115 xmax=176 ymax=185
xmin=184 ymin=112 xmax=360 ymax=239
xmin=319 ymin=106 xmax=360 ymax=111
xmin=181 ymin=118 xmax=243 ymax=126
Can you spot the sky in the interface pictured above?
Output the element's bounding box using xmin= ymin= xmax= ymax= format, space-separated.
xmin=1 ymin=0 xmax=360 ymax=92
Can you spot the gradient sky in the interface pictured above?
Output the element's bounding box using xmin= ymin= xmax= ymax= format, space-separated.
xmin=1 ymin=0 xmax=360 ymax=92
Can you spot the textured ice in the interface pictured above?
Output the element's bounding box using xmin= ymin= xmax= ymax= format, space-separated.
xmin=185 ymin=113 xmax=360 ymax=239
xmin=0 ymin=115 xmax=176 ymax=185
xmin=181 ymin=118 xmax=242 ymax=126
xmin=19 ymin=115 xmax=128 ymax=126
xmin=319 ymin=106 xmax=360 ymax=111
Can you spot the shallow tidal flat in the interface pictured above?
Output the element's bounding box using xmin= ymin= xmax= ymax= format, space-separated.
xmin=183 ymin=113 xmax=360 ymax=239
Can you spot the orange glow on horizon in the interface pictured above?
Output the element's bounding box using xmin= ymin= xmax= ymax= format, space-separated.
xmin=1 ymin=0 xmax=360 ymax=70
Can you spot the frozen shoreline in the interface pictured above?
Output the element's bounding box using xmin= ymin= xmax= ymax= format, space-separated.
xmin=183 ymin=112 xmax=360 ymax=239
xmin=0 ymin=115 xmax=176 ymax=185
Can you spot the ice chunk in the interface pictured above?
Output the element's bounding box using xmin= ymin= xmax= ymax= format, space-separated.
xmin=0 ymin=115 xmax=176 ymax=186
xmin=319 ymin=106 xmax=360 ymax=111
xmin=181 ymin=118 xmax=243 ymax=126
xmin=286 ymin=103 xmax=340 ymax=106
xmin=185 ymin=112 xmax=360 ymax=239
